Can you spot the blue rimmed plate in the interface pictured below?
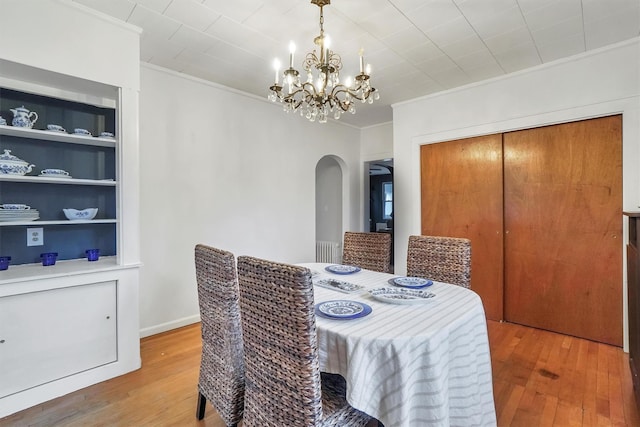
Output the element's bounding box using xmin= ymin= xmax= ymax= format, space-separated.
xmin=388 ymin=277 xmax=433 ymax=289
xmin=315 ymin=300 xmax=372 ymax=320
xmin=325 ymin=264 xmax=361 ymax=275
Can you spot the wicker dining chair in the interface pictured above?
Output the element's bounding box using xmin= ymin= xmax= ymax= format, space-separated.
xmin=194 ymin=244 xmax=245 ymax=426
xmin=342 ymin=231 xmax=392 ymax=273
xmin=236 ymin=255 xmax=373 ymax=427
xmin=406 ymin=235 xmax=472 ymax=288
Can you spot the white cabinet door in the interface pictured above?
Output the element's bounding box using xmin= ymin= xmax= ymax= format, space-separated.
xmin=0 ymin=281 xmax=117 ymax=398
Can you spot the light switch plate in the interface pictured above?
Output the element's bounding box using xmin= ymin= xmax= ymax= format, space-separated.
xmin=27 ymin=227 xmax=44 ymax=246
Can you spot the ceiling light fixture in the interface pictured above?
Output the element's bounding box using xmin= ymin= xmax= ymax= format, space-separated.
xmin=268 ymin=0 xmax=379 ymax=123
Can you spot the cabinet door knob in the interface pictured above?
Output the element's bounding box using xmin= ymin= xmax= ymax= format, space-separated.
xmin=0 ymin=339 xmax=5 ymax=344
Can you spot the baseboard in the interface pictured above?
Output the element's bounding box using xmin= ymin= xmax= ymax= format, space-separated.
xmin=139 ymin=314 xmax=201 ymax=338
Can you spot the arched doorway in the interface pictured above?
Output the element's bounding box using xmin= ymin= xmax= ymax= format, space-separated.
xmin=315 ymin=156 xmax=343 ymax=263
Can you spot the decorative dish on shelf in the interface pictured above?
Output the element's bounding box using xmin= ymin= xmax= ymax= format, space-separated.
xmin=369 ymin=287 xmax=436 ymax=305
xmin=63 ymin=208 xmax=98 ymax=220
xmin=314 ymin=278 xmax=365 ymax=294
xmin=0 ymin=208 xmax=39 ymax=222
xmin=325 ymin=264 xmax=361 ymax=275
xmin=1 ymin=204 xmax=31 ymax=210
xmin=388 ymin=277 xmax=433 ymax=289
xmin=0 ymin=150 xmax=35 ymax=175
xmin=38 ymin=174 xmax=72 ymax=178
xmin=315 ymin=300 xmax=372 ymax=319
xmin=40 ymin=168 xmax=71 ymax=178
xmin=73 ymin=128 xmax=92 ymax=137
xmin=46 ymin=124 xmax=66 ymax=133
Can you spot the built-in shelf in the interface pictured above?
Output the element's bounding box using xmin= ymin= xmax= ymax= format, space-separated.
xmin=0 ymin=257 xmax=135 ymax=288
xmin=0 ymin=125 xmax=116 ymax=148
xmin=0 ymin=219 xmax=116 ymax=227
xmin=0 ymin=175 xmax=116 ymax=186
xmin=0 ymin=14 xmax=141 ymax=418
xmin=1 ymin=86 xmax=117 ymax=265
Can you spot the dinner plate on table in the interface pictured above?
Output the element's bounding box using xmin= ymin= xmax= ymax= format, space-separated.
xmin=325 ymin=264 xmax=361 ymax=275
xmin=388 ymin=277 xmax=433 ymax=289
xmin=315 ymin=300 xmax=372 ymax=319
xmin=369 ymin=287 xmax=436 ymax=305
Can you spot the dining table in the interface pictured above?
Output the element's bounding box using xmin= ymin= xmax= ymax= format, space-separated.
xmin=298 ymin=262 xmax=497 ymax=427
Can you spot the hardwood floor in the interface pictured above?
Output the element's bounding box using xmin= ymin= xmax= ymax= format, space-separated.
xmin=2 ymin=320 xmax=639 ymax=426
xmin=490 ymin=321 xmax=639 ymax=426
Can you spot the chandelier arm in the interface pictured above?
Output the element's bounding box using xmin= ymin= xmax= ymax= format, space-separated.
xmin=277 ymin=82 xmax=321 ymax=109
xmin=327 ymin=86 xmax=356 ymax=112
xmin=331 ymin=85 xmax=369 ymax=101
xmin=300 ymin=81 xmax=319 ymax=98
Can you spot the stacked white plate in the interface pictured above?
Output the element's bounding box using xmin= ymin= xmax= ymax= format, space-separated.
xmin=0 ymin=208 xmax=39 ymax=222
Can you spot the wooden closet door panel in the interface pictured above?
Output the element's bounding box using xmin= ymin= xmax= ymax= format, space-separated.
xmin=421 ymin=134 xmax=504 ymax=320
xmin=503 ymin=115 xmax=622 ymax=346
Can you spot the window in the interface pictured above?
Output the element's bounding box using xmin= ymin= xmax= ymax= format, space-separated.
xmin=382 ymin=181 xmax=393 ymax=220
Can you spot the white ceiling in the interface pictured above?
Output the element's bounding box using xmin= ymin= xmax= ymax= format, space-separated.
xmin=71 ymin=0 xmax=640 ymax=128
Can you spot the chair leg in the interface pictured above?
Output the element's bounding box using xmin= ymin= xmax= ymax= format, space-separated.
xmin=196 ymin=391 xmax=206 ymax=420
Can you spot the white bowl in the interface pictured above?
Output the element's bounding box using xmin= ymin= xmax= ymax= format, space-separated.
xmin=63 ymin=208 xmax=98 ymax=220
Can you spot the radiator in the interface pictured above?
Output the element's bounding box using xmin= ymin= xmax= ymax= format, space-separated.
xmin=316 ymin=241 xmax=341 ymax=263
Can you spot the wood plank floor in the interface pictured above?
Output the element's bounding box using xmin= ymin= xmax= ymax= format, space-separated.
xmin=2 ymin=320 xmax=639 ymax=426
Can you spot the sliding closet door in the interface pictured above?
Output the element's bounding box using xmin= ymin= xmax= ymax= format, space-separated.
xmin=503 ymin=115 xmax=622 ymax=346
xmin=421 ymin=134 xmax=504 ymax=320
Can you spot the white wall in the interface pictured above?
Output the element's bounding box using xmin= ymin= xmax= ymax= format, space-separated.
xmin=0 ymin=0 xmax=139 ymax=91
xmin=361 ymin=122 xmax=393 ymax=162
xmin=138 ymin=65 xmax=361 ymax=335
xmin=392 ymin=38 xmax=640 ymax=349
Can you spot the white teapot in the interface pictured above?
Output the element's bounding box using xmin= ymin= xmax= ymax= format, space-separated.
xmin=10 ymin=105 xmax=38 ymax=128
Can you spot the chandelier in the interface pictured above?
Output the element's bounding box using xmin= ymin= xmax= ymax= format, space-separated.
xmin=268 ymin=0 xmax=379 ymax=123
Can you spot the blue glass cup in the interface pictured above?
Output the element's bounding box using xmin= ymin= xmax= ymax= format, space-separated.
xmin=40 ymin=252 xmax=58 ymax=266
xmin=0 ymin=256 xmax=11 ymax=270
xmin=86 ymin=248 xmax=100 ymax=262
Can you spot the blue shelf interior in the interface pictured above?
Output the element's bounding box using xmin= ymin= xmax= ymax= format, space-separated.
xmin=0 ymin=223 xmax=116 ymax=265
xmin=0 ymin=88 xmax=115 ymax=136
xmin=0 ymin=87 xmax=117 ymax=266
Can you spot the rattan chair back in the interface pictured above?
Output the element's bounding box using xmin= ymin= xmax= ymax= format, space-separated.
xmin=194 ymin=244 xmax=244 ymax=426
xmin=406 ymin=235 xmax=472 ymax=288
xmin=342 ymin=231 xmax=392 ymax=273
xmin=236 ymin=255 xmax=372 ymax=427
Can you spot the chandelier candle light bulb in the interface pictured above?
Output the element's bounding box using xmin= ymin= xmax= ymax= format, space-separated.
xmin=273 ymin=58 xmax=280 ymax=84
xmin=324 ymin=35 xmax=331 ymax=65
xmin=289 ymin=41 xmax=295 ymax=68
xmin=268 ymin=0 xmax=378 ymax=123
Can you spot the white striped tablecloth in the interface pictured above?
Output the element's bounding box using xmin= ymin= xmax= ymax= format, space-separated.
xmin=299 ymin=263 xmax=497 ymax=427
